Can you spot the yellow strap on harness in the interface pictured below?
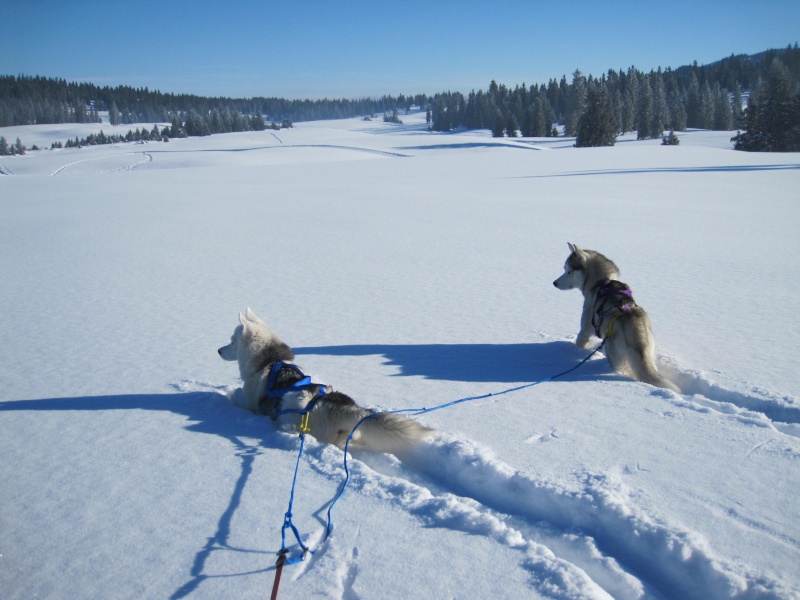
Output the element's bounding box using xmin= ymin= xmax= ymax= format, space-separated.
xmin=298 ymin=411 xmax=311 ymax=435
xmin=606 ymin=311 xmax=621 ymax=339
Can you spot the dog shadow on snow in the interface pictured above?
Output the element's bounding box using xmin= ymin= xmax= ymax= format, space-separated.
xmin=0 ymin=390 xmax=285 ymax=598
xmin=0 ymin=341 xmax=614 ymax=598
xmin=294 ymin=340 xmax=618 ymax=384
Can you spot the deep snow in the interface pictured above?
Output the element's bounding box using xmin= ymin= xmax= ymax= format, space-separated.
xmin=1 ymin=111 xmax=799 ymax=599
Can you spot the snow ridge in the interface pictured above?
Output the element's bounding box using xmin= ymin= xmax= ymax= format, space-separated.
xmin=300 ymin=433 xmax=784 ymax=600
xmin=659 ymin=360 xmax=800 ymax=437
xmin=170 ymin=380 xmax=789 ymax=600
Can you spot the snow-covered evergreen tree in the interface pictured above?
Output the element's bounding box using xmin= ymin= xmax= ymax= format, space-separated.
xmin=575 ymin=85 xmax=617 ymax=147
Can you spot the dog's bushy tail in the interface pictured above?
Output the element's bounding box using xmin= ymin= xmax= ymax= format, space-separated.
xmin=619 ymin=313 xmax=682 ymax=394
xmin=643 ymin=371 xmax=681 ymax=394
xmin=355 ymin=412 xmax=434 ymax=455
xmin=631 ymin=358 xmax=681 ymax=393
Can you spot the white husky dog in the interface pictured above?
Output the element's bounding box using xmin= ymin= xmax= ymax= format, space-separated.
xmin=218 ymin=309 xmax=433 ymax=453
xmin=553 ymin=243 xmax=680 ymax=392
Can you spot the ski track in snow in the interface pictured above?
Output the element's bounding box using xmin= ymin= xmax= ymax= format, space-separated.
xmin=50 ymin=150 xmax=153 ymax=175
xmin=142 ymin=144 xmax=413 ymax=158
xmin=173 ymin=379 xmax=794 ymax=600
xmin=41 ymin=143 xmax=408 ymax=176
xmin=0 ymin=141 xmax=411 ymax=178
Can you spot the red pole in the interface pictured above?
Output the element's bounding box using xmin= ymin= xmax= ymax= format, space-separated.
xmin=270 ymin=552 xmax=287 ymax=600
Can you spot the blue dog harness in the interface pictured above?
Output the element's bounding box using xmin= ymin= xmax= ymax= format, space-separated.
xmin=266 ymin=361 xmax=329 ymax=580
xmin=266 ymin=361 xmax=327 ymax=430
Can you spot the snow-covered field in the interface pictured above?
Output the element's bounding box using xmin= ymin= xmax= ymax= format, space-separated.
xmin=1 ymin=111 xmax=799 ymax=599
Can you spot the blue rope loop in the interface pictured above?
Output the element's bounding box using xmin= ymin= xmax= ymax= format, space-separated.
xmin=278 ymin=431 xmax=315 ymax=564
xmin=270 ymin=361 xmax=329 ymax=562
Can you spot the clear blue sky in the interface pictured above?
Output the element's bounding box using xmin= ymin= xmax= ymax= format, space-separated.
xmin=2 ymin=0 xmax=798 ymax=99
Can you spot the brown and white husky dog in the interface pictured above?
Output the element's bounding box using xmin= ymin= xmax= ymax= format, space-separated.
xmin=553 ymin=243 xmax=680 ymax=392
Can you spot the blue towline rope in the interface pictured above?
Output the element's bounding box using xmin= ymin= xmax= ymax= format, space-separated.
xmin=279 ymin=430 xmax=314 ymax=565
xmin=276 ymin=340 xmax=606 ymax=564
xmin=323 ymin=339 xmax=608 ymax=539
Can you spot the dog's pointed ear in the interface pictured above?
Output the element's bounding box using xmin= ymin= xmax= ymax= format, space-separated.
xmin=245 ymin=308 xmax=269 ymax=327
xmin=568 ymin=243 xmax=587 ymax=258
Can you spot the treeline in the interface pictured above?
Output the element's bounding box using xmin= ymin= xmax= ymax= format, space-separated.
xmin=0 ymin=136 xmax=27 ymax=155
xmin=0 ymin=75 xmax=425 ymax=128
xmin=56 ymin=124 xmax=170 ymax=149
xmin=48 ymin=115 xmax=287 ymax=150
xmin=428 ymin=67 xmax=740 ymax=137
xmin=2 ymin=45 xmax=798 ymax=152
xmin=427 ymin=44 xmax=800 ymax=145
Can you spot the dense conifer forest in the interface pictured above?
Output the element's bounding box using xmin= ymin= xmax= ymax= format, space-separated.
xmin=2 ymin=44 xmax=798 ymax=152
xmin=425 ymin=44 xmax=799 ymax=150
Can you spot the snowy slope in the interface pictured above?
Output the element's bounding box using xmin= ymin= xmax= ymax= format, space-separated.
xmin=1 ymin=112 xmax=799 ymax=599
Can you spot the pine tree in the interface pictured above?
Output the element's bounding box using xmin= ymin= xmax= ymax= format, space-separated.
xmin=576 ymin=85 xmax=617 ymax=147
xmin=712 ymin=83 xmax=733 ymax=130
xmin=610 ymin=89 xmax=623 ymax=134
xmin=651 ymin=73 xmax=668 ymax=137
xmin=733 ymin=58 xmax=800 ymax=151
xmin=505 ymin=113 xmax=518 ymax=137
xmin=636 ymin=78 xmax=655 ymax=139
xmin=622 ymin=67 xmax=640 ymax=133
xmin=520 ymin=107 xmax=535 ymax=137
xmin=686 ymin=72 xmax=702 ymax=128
xmin=168 ymin=115 xmax=184 ymax=138
xmin=0 ymin=136 xmax=8 ymax=155
xmin=109 ymin=102 xmax=121 ymax=126
xmin=534 ymin=101 xmax=547 ymax=136
xmin=564 ymin=69 xmax=587 ymax=136
xmin=252 ymin=112 xmax=266 ymax=131
xmin=491 ymin=111 xmax=505 ymax=137
xmin=699 ymin=81 xmax=715 ymax=129
xmin=662 ymin=130 xmax=680 ymax=145
xmin=668 ymin=88 xmax=687 ymax=131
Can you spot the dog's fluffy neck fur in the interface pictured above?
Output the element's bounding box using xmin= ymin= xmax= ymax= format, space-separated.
xmin=226 ymin=316 xmax=297 ymax=414
xmin=572 ymin=248 xmax=621 ymax=297
xmin=234 ymin=325 xmax=294 ymax=377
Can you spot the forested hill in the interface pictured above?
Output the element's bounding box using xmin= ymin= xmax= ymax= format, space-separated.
xmin=1 ymin=44 xmax=798 ymax=135
xmin=425 ymin=44 xmax=800 ymax=139
xmin=0 ymin=77 xmax=425 ymax=128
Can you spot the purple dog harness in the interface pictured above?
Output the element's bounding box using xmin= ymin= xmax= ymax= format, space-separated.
xmin=592 ymin=279 xmax=635 ymax=338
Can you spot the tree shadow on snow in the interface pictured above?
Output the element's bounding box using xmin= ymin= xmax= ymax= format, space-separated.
xmin=518 ymin=163 xmax=800 ymax=178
